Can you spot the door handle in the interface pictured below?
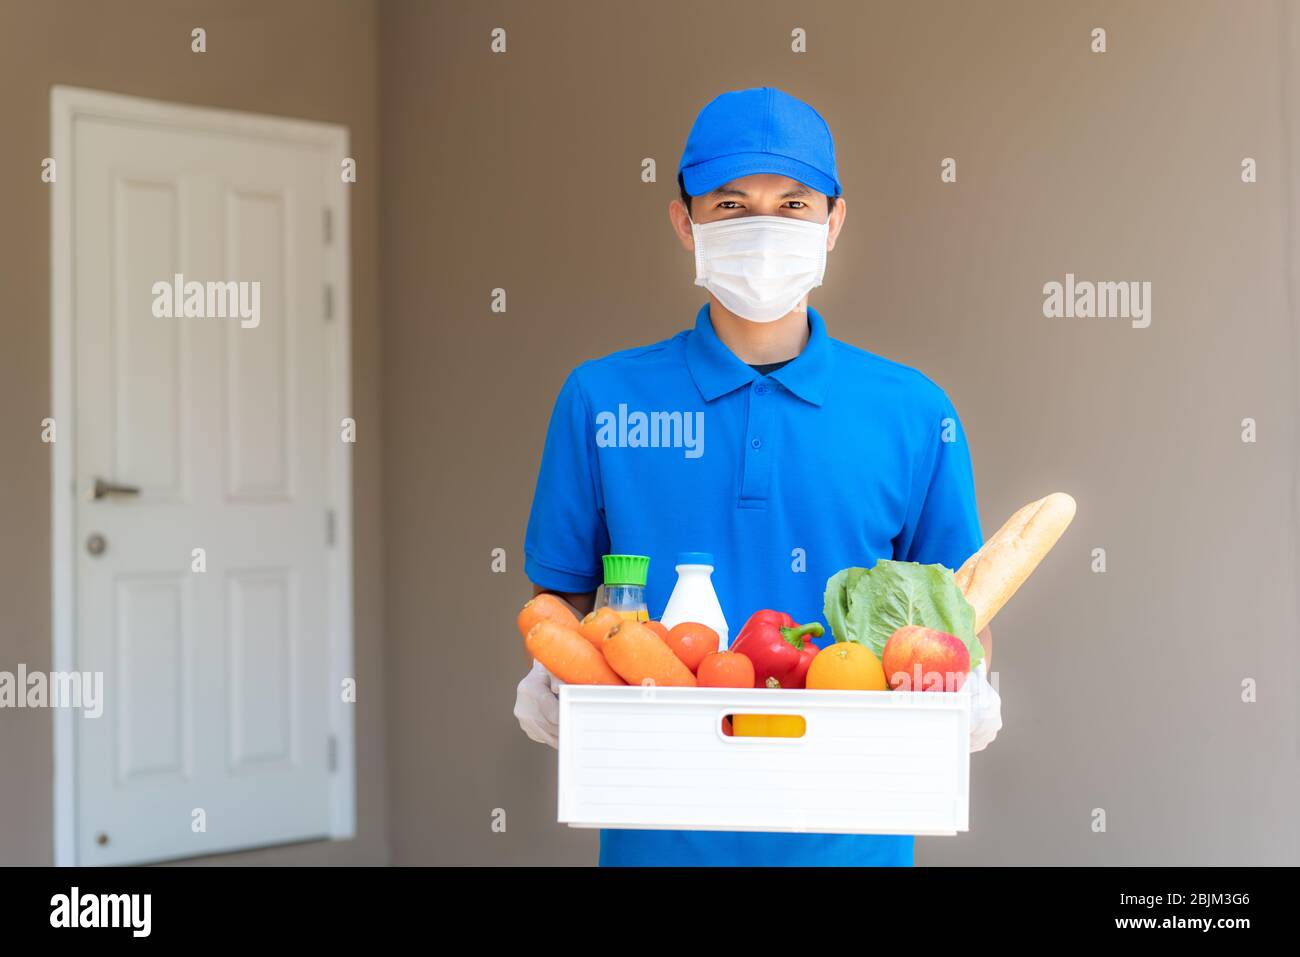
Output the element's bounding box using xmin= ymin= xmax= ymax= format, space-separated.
xmin=92 ymin=478 xmax=141 ymax=500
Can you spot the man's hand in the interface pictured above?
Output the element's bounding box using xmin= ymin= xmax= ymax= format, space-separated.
xmin=514 ymin=658 xmax=562 ymax=749
xmin=514 ymin=587 xmax=592 ymax=748
xmin=966 ymin=660 xmax=1002 ymax=752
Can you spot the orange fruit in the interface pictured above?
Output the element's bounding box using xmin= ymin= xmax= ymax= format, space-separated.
xmin=805 ymin=642 xmax=888 ymax=691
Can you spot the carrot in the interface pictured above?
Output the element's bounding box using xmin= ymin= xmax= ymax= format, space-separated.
xmin=602 ymin=620 xmax=697 ymax=687
xmin=517 ymin=593 xmax=581 ymax=642
xmin=578 ymin=607 xmax=624 ymax=649
xmin=526 ymin=620 xmax=625 ymax=685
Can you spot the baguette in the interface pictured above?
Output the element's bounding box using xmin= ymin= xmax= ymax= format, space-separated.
xmin=955 ymin=492 xmax=1076 ymax=633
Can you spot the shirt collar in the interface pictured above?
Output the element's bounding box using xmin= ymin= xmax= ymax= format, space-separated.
xmin=685 ymin=302 xmax=833 ymax=406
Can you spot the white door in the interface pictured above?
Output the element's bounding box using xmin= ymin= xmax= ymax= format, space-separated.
xmin=65 ymin=98 xmax=347 ymax=865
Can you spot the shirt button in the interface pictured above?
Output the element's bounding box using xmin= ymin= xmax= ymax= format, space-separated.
xmin=750 ymin=437 xmax=762 ymax=449
xmin=755 ymin=383 xmax=769 ymax=394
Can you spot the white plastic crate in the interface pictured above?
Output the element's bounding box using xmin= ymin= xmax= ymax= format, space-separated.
xmin=557 ymin=684 xmax=971 ymax=836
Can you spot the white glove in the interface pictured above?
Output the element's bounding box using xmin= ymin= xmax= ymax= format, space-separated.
xmin=514 ymin=658 xmax=562 ymax=749
xmin=966 ymin=661 xmax=1002 ymax=753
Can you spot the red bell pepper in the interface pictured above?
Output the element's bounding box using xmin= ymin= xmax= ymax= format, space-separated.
xmin=730 ymin=609 xmax=824 ymax=689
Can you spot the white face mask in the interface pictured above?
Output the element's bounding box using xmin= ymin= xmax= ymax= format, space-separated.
xmin=690 ymin=215 xmax=830 ymax=323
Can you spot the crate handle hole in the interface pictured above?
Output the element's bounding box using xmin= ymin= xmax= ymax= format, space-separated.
xmin=723 ymin=713 xmax=807 ymax=738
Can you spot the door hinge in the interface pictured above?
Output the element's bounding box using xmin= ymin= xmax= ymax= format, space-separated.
xmin=327 ymin=734 xmax=338 ymax=773
xmin=323 ymin=207 xmax=333 ymax=244
xmin=323 ymin=284 xmax=335 ymax=320
xmin=326 ymin=508 xmax=336 ymax=546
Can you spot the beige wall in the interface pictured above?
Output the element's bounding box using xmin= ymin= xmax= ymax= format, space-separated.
xmin=0 ymin=0 xmax=388 ymax=865
xmin=380 ymin=0 xmax=1299 ymax=864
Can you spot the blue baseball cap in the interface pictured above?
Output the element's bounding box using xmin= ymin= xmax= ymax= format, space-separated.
xmin=678 ymin=87 xmax=841 ymax=200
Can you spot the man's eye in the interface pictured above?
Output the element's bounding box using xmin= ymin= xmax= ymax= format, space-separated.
xmin=716 ymin=200 xmax=741 ymax=209
xmin=785 ymin=201 xmax=806 ymax=209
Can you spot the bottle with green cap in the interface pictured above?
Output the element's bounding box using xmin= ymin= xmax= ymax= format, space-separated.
xmin=597 ymin=554 xmax=650 ymax=622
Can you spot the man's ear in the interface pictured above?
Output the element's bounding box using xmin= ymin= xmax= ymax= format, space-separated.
xmin=826 ymin=196 xmax=848 ymax=252
xmin=668 ymin=198 xmax=696 ymax=252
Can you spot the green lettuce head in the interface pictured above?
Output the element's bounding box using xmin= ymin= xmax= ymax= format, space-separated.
xmin=823 ymin=559 xmax=981 ymax=669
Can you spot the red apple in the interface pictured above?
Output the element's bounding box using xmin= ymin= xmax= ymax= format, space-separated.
xmin=882 ymin=625 xmax=970 ymax=692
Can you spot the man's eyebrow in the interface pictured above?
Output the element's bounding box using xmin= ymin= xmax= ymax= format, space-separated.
xmin=706 ymin=182 xmax=814 ymax=199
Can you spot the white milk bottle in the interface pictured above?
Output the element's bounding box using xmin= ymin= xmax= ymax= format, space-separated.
xmin=659 ymin=552 xmax=730 ymax=649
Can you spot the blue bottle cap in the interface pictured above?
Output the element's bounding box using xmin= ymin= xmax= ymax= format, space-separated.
xmin=676 ymin=551 xmax=714 ymax=566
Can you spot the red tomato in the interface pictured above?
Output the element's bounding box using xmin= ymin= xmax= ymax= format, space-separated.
xmin=643 ymin=621 xmax=670 ymax=640
xmin=697 ymin=651 xmax=755 ymax=688
xmin=664 ymin=622 xmax=720 ymax=673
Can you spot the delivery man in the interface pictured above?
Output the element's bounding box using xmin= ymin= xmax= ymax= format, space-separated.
xmin=514 ymin=87 xmax=1001 ymax=866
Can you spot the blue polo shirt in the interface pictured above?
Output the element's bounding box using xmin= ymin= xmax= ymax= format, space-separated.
xmin=524 ymin=303 xmax=983 ymax=867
